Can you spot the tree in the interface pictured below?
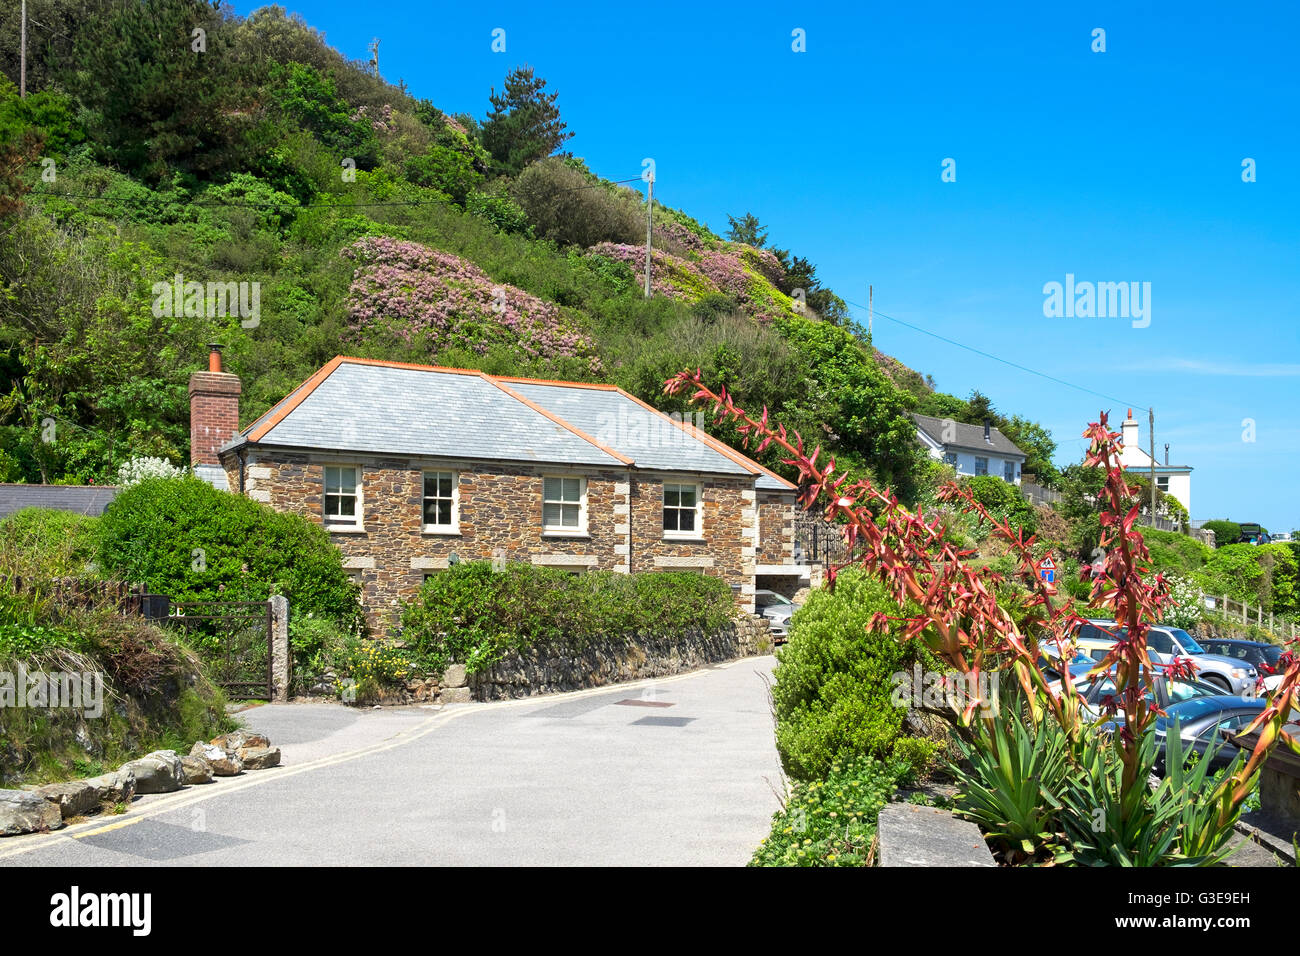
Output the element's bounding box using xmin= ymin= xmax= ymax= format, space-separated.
xmin=480 ymin=66 xmax=572 ymax=176
xmin=725 ymin=212 xmax=767 ymax=247
xmin=1001 ymin=415 xmax=1060 ymax=486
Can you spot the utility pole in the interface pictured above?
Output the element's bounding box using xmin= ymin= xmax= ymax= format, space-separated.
xmin=643 ymin=169 xmax=654 ymax=299
xmin=20 ymin=0 xmax=27 ymax=98
xmin=368 ymin=38 xmax=380 ymax=77
xmin=868 ymin=285 xmax=873 ymax=339
xmin=1148 ymin=407 xmax=1157 ymax=520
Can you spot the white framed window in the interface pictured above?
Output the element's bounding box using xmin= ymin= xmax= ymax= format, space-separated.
xmin=1157 ymin=476 xmax=1169 ymax=493
xmin=542 ymin=476 xmax=586 ymax=533
xmin=974 ymin=457 xmax=989 ymax=476
xmin=324 ymin=465 xmax=361 ymax=528
xmin=1003 ymin=460 xmax=1015 ymax=482
xmin=422 ymin=470 xmax=458 ymax=532
xmin=663 ymin=482 xmax=702 ymax=537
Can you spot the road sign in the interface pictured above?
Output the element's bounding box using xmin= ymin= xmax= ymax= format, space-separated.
xmin=1038 ymin=556 xmax=1056 ymax=584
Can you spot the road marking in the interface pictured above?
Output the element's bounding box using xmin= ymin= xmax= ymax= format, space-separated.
xmin=0 ymin=657 xmax=769 ymax=862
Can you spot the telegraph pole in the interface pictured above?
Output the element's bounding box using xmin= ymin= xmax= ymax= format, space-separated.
xmin=868 ymin=285 xmax=873 ymax=339
xmin=1148 ymin=407 xmax=1157 ymax=519
xmin=20 ymin=0 xmax=27 ymax=98
xmin=643 ymin=169 xmax=654 ymax=298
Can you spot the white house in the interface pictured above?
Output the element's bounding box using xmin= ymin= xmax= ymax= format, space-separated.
xmin=913 ymin=414 xmax=1027 ymax=485
xmin=1117 ymin=408 xmax=1193 ymax=515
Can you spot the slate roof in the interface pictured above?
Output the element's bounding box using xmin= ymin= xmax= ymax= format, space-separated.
xmin=912 ymin=414 xmax=1026 ymax=459
xmin=224 ymin=358 xmax=796 ymax=490
xmin=0 ymin=484 xmax=119 ymax=519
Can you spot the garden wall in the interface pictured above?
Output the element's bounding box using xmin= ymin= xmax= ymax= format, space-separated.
xmin=468 ymin=615 xmax=771 ymax=701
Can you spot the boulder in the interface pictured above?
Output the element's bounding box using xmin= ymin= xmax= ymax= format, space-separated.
xmin=0 ymin=789 xmax=65 ymax=835
xmin=35 ymin=780 xmax=100 ymax=819
xmin=211 ymin=731 xmax=270 ymax=752
xmin=441 ymin=686 xmax=472 ymax=704
xmin=119 ymin=751 xmax=185 ymax=794
xmin=84 ymin=769 xmax=136 ymax=805
xmin=190 ymin=742 xmax=243 ymax=776
xmin=180 ymin=756 xmax=214 ymax=785
xmin=442 ymin=664 xmax=468 ymax=688
xmin=237 ymin=746 xmax=281 ymax=770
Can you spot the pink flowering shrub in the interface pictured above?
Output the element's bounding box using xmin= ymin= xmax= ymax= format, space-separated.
xmin=350 ymin=104 xmax=394 ymax=134
xmin=588 ymin=243 xmax=718 ymax=301
xmin=342 ymin=236 xmax=601 ymax=371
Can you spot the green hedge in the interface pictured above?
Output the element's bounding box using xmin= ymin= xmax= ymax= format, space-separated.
xmin=963 ymin=474 xmax=1037 ymax=535
xmin=1143 ymin=527 xmax=1212 ymax=576
xmin=398 ymin=562 xmax=735 ymax=674
xmin=771 ymin=567 xmax=940 ymax=782
xmin=96 ymin=476 xmax=363 ymax=632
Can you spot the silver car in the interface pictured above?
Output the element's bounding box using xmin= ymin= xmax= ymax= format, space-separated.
xmin=1087 ymin=623 xmax=1258 ymax=697
xmin=755 ymin=590 xmax=800 ymax=642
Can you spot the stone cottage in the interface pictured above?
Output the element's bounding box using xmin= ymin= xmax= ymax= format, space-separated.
xmin=189 ymin=350 xmax=806 ymax=631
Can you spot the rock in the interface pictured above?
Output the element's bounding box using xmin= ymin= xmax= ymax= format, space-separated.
xmin=237 ymin=746 xmax=281 ymax=770
xmin=120 ymin=750 xmax=185 ymax=794
xmin=180 ymin=756 xmax=214 ymax=785
xmin=189 ymin=742 xmax=243 ymax=776
xmin=35 ymin=780 xmax=99 ymax=819
xmin=441 ymin=686 xmax=472 ymax=704
xmin=0 ymin=789 xmax=64 ymax=836
xmin=84 ymin=769 xmax=135 ymax=805
xmin=442 ymin=664 xmax=467 ymax=689
xmin=211 ymin=731 xmax=270 ymax=751
xmin=876 ymin=804 xmax=997 ymax=867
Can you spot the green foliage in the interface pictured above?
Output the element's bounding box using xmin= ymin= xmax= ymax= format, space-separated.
xmin=399 ymin=563 xmax=734 ymax=675
xmin=963 ymin=474 xmax=1037 ymax=535
xmin=1196 ymin=543 xmax=1298 ymax=614
xmin=96 ymin=476 xmax=363 ymax=631
xmin=268 ymin=62 xmax=379 ymax=169
xmin=404 ymin=145 xmax=483 ymax=205
xmin=511 ymin=158 xmax=643 ymax=248
xmin=771 ymin=569 xmax=940 ymax=782
xmin=1143 ymin=527 xmax=1212 ymax=576
xmin=480 ymin=67 xmax=572 ymax=176
xmin=725 ymin=212 xmax=768 ymax=247
xmin=749 ymin=755 xmax=909 ymax=866
xmin=1202 ymin=520 xmax=1241 ymax=545
xmin=951 ymin=710 xmax=1070 ymax=863
xmin=0 ymin=508 xmax=100 ymax=579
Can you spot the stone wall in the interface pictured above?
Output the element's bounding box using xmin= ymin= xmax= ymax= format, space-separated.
xmin=468 ymin=614 xmax=772 ymax=701
xmin=756 ymin=492 xmax=796 ymax=563
xmin=224 ymin=450 xmax=775 ymax=632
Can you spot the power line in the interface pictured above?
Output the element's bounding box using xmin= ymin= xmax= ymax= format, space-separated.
xmin=839 ymin=296 xmax=1147 ymax=411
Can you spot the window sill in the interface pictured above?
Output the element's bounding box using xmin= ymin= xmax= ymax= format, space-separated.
xmin=663 ymin=536 xmax=706 ymax=544
xmin=542 ymin=530 xmax=590 ymax=539
xmin=326 ymin=524 xmax=366 ymax=534
xmin=422 ymin=526 xmax=461 ymax=536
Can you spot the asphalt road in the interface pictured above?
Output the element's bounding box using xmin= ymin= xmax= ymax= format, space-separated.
xmin=0 ymin=656 xmax=782 ymax=866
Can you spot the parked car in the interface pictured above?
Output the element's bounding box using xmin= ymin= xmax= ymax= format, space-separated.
xmin=1196 ymin=637 xmax=1290 ymax=693
xmin=1152 ymin=696 xmax=1268 ymax=773
xmin=1080 ymin=669 xmax=1226 ymax=721
xmin=1038 ymin=647 xmax=1101 ymax=697
xmin=1066 ymin=620 xmax=1257 ymax=696
xmin=755 ymin=590 xmax=800 ymax=643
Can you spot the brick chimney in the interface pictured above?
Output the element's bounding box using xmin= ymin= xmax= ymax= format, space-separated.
xmin=189 ymin=344 xmax=241 ymax=480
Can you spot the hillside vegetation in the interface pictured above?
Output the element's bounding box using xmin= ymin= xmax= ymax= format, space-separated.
xmin=0 ymin=0 xmax=1057 ymax=504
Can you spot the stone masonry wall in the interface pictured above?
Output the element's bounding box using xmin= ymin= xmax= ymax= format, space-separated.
xmin=223 ymin=451 xmax=771 ymax=632
xmin=757 ymin=492 xmax=797 ymax=564
xmin=469 ymin=614 xmax=773 ymax=701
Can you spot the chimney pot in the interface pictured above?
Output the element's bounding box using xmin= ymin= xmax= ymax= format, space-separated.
xmin=983 ymin=417 xmax=992 ymax=442
xmin=208 ymin=343 xmax=224 ymax=373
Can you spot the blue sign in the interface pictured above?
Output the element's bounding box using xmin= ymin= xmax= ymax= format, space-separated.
xmin=1038 ymin=556 xmax=1056 ymax=584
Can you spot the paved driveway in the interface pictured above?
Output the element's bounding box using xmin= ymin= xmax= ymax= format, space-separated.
xmin=0 ymin=656 xmax=782 ymax=866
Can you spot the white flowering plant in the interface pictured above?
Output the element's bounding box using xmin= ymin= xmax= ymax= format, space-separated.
xmin=116 ymin=456 xmax=187 ymax=488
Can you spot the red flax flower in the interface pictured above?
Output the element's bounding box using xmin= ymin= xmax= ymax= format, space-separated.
xmin=664 ymin=371 xmax=1300 ymax=819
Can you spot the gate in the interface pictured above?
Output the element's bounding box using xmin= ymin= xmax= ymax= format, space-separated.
xmin=157 ymin=599 xmax=274 ymax=700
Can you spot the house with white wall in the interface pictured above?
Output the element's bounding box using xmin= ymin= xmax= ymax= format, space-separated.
xmin=913 ymin=414 xmax=1026 ymax=485
xmin=1117 ymin=408 xmax=1193 ymax=515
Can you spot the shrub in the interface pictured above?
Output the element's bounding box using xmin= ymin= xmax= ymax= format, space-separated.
xmin=398 ymin=563 xmax=735 ymax=675
xmin=963 ymin=474 xmax=1037 ymax=535
xmin=1202 ymin=520 xmax=1241 ymax=546
xmin=466 ymin=187 xmax=531 ymax=235
xmin=749 ymin=755 xmax=910 ymax=866
xmin=510 ymin=158 xmax=644 ymax=248
xmin=116 ymin=456 xmax=187 ymax=488
xmin=96 ymin=476 xmax=363 ymax=633
xmin=771 ymin=568 xmax=940 ymax=782
xmin=1143 ymin=527 xmax=1212 ymax=576
xmin=0 ymin=508 xmax=101 ymax=579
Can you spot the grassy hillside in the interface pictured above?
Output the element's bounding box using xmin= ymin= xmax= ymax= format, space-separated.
xmin=0 ymin=0 xmax=1054 ymax=504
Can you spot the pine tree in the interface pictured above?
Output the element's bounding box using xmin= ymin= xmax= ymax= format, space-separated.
xmin=480 ymin=66 xmax=572 ymax=176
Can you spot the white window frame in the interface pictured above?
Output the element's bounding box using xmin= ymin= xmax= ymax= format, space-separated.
xmin=974 ymin=456 xmax=989 ymax=477
xmin=324 ymin=465 xmax=362 ymax=529
xmin=422 ymin=470 xmax=459 ymax=534
xmin=662 ymin=481 xmax=703 ymax=539
xmin=542 ymin=475 xmax=587 ymax=535
xmin=1003 ymin=460 xmax=1016 ymax=482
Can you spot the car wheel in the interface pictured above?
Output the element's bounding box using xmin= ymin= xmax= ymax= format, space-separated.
xmin=1203 ymin=675 xmax=1232 ymax=694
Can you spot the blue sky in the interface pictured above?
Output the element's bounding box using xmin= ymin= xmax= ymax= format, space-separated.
xmin=233 ymin=1 xmax=1300 ymax=532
